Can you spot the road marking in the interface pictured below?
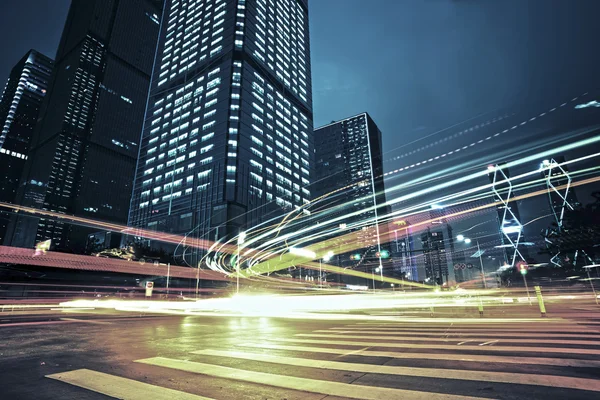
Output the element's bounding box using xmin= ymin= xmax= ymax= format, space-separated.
xmin=338 ymin=324 xmax=598 ymax=333
xmin=457 ymin=340 xmax=474 ymax=345
xmin=322 ymin=329 xmax=600 ymax=339
xmin=479 ymin=340 xmax=499 ymax=346
xmin=297 ymin=333 xmax=600 ymax=346
xmin=192 ymin=349 xmax=600 ymax=393
xmin=236 ymin=342 xmax=600 ymax=367
xmin=275 ymin=338 xmax=600 ymax=356
xmin=59 ymin=318 xmax=112 ymax=325
xmin=0 ymin=320 xmax=89 ymax=328
xmin=136 ymin=357 xmax=485 ymax=400
xmin=46 ymin=369 xmax=213 ymax=400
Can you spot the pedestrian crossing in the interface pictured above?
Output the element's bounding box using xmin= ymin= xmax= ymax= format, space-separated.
xmin=45 ymin=319 xmax=600 ymax=399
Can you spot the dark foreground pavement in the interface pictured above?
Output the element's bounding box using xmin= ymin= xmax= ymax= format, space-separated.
xmin=1 ymin=305 xmax=600 ymax=399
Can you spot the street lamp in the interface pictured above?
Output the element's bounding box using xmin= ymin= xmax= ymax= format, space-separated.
xmin=372 ymin=266 xmax=381 ymax=291
xmin=319 ymin=251 xmax=334 ymax=288
xmin=457 ymin=235 xmax=486 ymax=288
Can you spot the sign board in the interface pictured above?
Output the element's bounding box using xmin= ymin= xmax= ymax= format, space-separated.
xmin=145 ymin=281 xmax=154 ymax=297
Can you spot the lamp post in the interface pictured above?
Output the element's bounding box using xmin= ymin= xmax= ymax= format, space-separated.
xmin=373 ymin=267 xmax=380 ymax=291
xmin=236 ymin=231 xmax=246 ymax=294
xmin=320 ymin=251 xmax=334 ymax=289
xmin=457 ymin=235 xmax=486 ymax=288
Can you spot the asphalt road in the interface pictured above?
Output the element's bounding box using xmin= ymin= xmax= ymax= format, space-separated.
xmin=1 ymin=306 xmax=600 ymax=399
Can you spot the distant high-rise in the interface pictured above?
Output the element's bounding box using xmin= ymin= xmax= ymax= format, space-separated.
xmin=421 ymin=229 xmax=448 ymax=285
xmin=6 ymin=0 xmax=163 ymax=252
xmin=128 ymin=0 xmax=314 ymax=261
xmin=0 ymin=50 xmax=53 ymax=243
xmin=390 ymin=221 xmax=417 ymax=281
xmin=314 ymin=113 xmax=389 ymax=272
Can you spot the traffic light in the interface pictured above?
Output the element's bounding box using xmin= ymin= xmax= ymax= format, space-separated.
xmin=517 ymin=262 xmax=528 ymax=275
xmin=376 ymin=250 xmax=390 ymax=259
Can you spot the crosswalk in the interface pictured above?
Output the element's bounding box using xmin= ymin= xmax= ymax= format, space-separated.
xmin=46 ymin=319 xmax=600 ymax=399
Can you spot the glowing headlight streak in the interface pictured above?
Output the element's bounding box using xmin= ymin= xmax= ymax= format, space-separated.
xmin=244 ymin=175 xmax=600 ymax=282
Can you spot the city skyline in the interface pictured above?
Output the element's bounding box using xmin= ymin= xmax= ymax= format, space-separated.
xmin=4 ymin=0 xmax=600 ymax=171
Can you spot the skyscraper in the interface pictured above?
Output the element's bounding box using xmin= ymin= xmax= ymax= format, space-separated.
xmin=5 ymin=0 xmax=164 ymax=252
xmin=128 ymin=0 xmax=314 ymax=261
xmin=313 ymin=113 xmax=389 ymax=272
xmin=421 ymin=229 xmax=448 ymax=285
xmin=0 ymin=50 xmax=53 ymax=243
xmin=390 ymin=221 xmax=418 ymax=281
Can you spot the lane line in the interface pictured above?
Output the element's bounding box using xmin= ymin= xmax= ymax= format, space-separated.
xmin=192 ymin=349 xmax=600 ymax=393
xmin=136 ymin=357 xmax=485 ymax=400
xmin=46 ymin=369 xmax=213 ymax=400
xmin=336 ymin=326 xmax=598 ymax=333
xmin=297 ymin=333 xmax=600 ymax=346
xmin=479 ymin=340 xmax=499 ymax=346
xmin=275 ymin=338 xmax=600 ymax=356
xmin=59 ymin=318 xmax=112 ymax=325
xmin=321 ymin=329 xmax=600 ymax=339
xmin=0 ymin=320 xmax=85 ymax=328
xmin=236 ymin=342 xmax=600 ymax=368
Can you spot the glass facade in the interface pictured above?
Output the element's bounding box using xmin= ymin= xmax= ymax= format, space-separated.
xmin=129 ymin=0 xmax=314 ymax=260
xmin=313 ymin=113 xmax=389 ymax=272
xmin=5 ymin=0 xmax=163 ymax=252
xmin=0 ymin=50 xmax=53 ymax=243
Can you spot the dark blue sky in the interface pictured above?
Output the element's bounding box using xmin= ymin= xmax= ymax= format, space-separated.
xmin=2 ymin=0 xmax=600 ymax=159
xmin=2 ymin=0 xmax=599 ymax=197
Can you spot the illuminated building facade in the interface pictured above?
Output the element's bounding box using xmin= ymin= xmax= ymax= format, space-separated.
xmin=128 ymin=0 xmax=314 ymax=260
xmin=6 ymin=0 xmax=163 ymax=252
xmin=421 ymin=229 xmax=448 ymax=285
xmin=314 ymin=113 xmax=389 ymax=272
xmin=0 ymin=50 xmax=53 ymax=243
xmin=390 ymin=222 xmax=418 ymax=280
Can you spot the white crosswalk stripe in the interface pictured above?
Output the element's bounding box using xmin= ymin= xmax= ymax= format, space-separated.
xmin=46 ymin=369 xmax=215 ymax=400
xmin=45 ymin=320 xmax=600 ymax=399
xmin=295 ymin=332 xmax=600 ymax=346
xmin=274 ymin=337 xmax=600 ymax=355
xmin=319 ymin=329 xmax=600 ymax=339
xmin=191 ymin=348 xmax=600 ymax=392
xmin=135 ymin=356 xmax=486 ymax=400
xmin=235 ymin=342 xmax=600 ymax=367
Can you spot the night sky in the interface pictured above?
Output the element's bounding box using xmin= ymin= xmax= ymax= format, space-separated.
xmin=2 ymin=0 xmax=600 ymax=272
xmin=2 ymin=0 xmax=600 ymax=158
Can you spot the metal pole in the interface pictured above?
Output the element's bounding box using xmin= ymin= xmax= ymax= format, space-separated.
xmin=586 ymin=268 xmax=599 ymax=305
xmin=522 ymin=273 xmax=532 ymax=305
xmin=166 ymin=263 xmax=170 ymax=296
xmin=477 ymin=240 xmax=486 ymax=289
xmin=236 ymin=244 xmax=240 ymax=294
xmin=195 ymin=265 xmax=200 ymax=299
xmin=318 ymin=259 xmax=323 ymax=289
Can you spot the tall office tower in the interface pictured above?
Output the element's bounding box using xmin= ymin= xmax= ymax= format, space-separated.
xmin=6 ymin=0 xmax=163 ymax=252
xmin=314 ymin=113 xmax=389 ymax=271
xmin=0 ymin=50 xmax=53 ymax=243
xmin=128 ymin=0 xmax=314 ymax=260
xmin=488 ymin=163 xmax=528 ymax=266
xmin=421 ymin=229 xmax=448 ymax=285
xmin=389 ymin=222 xmax=417 ymax=280
xmin=429 ymin=205 xmax=455 ymax=281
